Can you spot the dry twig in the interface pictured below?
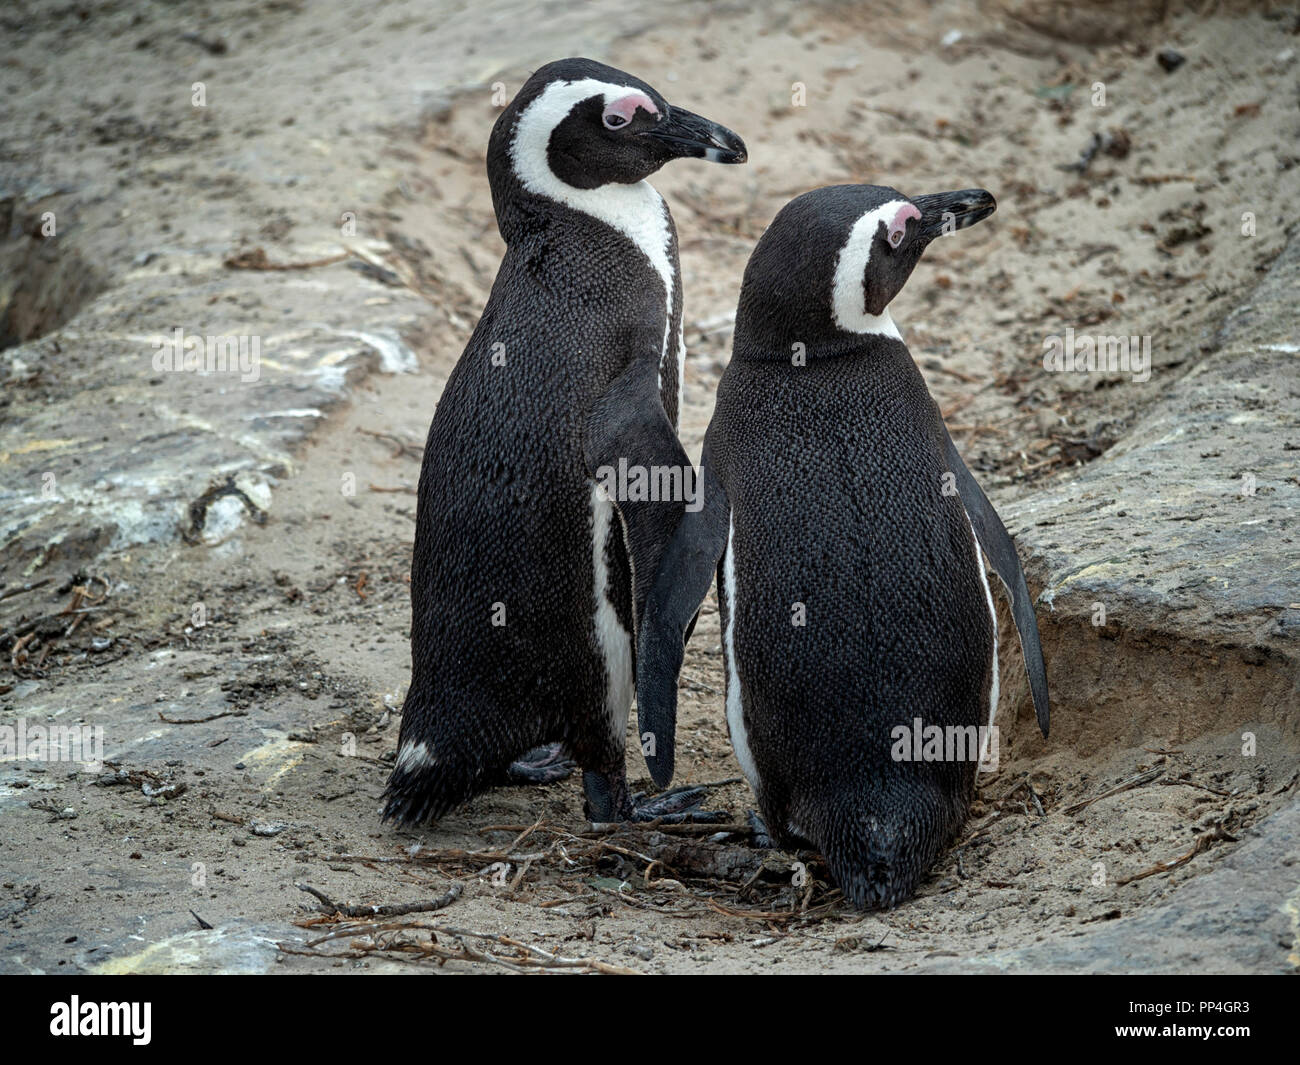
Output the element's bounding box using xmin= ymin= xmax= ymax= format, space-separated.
xmin=296 ymin=881 xmax=463 ymax=918
xmin=1115 ymin=826 xmax=1237 ymax=886
xmin=1063 ymin=769 xmax=1163 ymax=815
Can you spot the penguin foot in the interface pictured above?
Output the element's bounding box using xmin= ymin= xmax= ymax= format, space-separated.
xmin=628 ymin=785 xmax=730 ymax=824
xmin=505 ymin=742 xmax=575 ymax=785
xmin=583 ymin=770 xmax=729 ymax=824
xmin=746 ymin=809 xmax=776 ymax=848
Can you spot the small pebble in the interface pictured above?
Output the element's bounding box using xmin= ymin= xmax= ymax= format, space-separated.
xmin=1156 ymin=48 xmax=1186 ymax=73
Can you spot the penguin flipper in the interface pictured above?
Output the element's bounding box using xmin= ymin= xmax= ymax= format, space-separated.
xmin=584 ymin=357 xmax=698 ymax=633
xmin=941 ymin=424 xmax=1051 ymax=737
xmin=636 ymin=455 xmax=730 ymax=787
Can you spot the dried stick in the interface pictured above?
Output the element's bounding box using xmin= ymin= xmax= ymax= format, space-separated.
xmin=296 ymin=881 xmax=463 ymax=917
xmin=1115 ymin=826 xmax=1237 ymax=886
xmin=1063 ymin=769 xmax=1164 ymax=815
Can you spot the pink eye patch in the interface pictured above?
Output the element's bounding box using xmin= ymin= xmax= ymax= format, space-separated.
xmin=888 ymin=203 xmax=921 ymax=247
xmin=602 ymin=92 xmax=658 ymax=129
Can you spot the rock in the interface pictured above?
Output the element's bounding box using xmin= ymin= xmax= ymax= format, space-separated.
xmin=995 ymin=233 xmax=1300 ymax=758
xmin=84 ymin=922 xmax=295 ymax=975
xmin=1157 ymin=48 xmax=1186 ymax=73
xmin=920 ymin=797 xmax=1300 ymax=972
xmin=987 ymin=0 xmax=1169 ymax=46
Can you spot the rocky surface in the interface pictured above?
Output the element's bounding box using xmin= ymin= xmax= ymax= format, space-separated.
xmin=927 ymin=795 xmax=1300 ymax=974
xmin=999 ymin=233 xmax=1299 ymax=759
xmin=1 ymin=0 xmax=655 ymax=568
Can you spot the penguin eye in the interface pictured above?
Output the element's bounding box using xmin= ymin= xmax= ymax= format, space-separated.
xmin=601 ymin=92 xmax=657 ymax=133
xmin=886 ymin=204 xmax=921 ymax=250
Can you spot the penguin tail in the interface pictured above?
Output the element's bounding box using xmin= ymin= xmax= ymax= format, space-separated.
xmin=380 ymin=715 xmax=482 ymax=826
xmin=827 ymin=856 xmax=923 ymax=912
xmin=820 ymin=791 xmax=961 ymax=910
xmin=381 ymin=761 xmax=461 ymax=826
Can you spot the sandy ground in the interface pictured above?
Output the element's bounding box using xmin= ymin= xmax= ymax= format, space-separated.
xmin=2 ymin=0 xmax=1298 ymax=973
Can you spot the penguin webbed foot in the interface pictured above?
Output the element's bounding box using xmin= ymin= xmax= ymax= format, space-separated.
xmin=629 ymin=785 xmax=729 ymax=824
xmin=504 ymin=742 xmax=575 ymax=785
xmin=746 ymin=809 xmax=776 ymax=849
xmin=583 ymin=770 xmax=728 ymax=824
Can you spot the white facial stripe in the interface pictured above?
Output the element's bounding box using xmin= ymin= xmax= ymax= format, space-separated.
xmin=510 ymin=77 xmax=677 ymax=380
xmin=830 ymin=200 xmax=908 ymax=339
xmin=509 ymin=78 xmax=674 ymax=303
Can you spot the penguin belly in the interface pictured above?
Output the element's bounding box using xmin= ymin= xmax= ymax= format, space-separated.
xmin=719 ymin=513 xmax=762 ymax=798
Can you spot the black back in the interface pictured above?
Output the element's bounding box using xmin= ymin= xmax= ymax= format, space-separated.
xmin=636 ymin=183 xmax=1049 ymax=907
xmin=709 ymin=335 xmax=991 ymax=904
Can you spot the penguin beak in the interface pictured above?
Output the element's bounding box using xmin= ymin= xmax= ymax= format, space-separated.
xmin=642 ymin=105 xmax=748 ymax=164
xmin=911 ymin=189 xmax=997 ymax=242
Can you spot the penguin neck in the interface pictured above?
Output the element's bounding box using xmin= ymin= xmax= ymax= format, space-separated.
xmin=498 ymin=174 xmax=675 ymax=295
xmin=731 ymin=310 xmax=907 ymax=362
xmin=844 ymin=307 xmax=901 ymax=342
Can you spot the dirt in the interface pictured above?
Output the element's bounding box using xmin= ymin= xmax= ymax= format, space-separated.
xmin=2 ymin=0 xmax=1298 ymax=973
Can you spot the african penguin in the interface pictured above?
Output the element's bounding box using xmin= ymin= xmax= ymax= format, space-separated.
xmin=636 ymin=184 xmax=1051 ymax=908
xmin=382 ymin=58 xmax=747 ymax=826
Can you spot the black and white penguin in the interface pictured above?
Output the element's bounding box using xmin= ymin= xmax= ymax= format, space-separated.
xmin=636 ymin=184 xmax=1050 ymax=907
xmin=382 ymin=58 xmax=746 ymax=825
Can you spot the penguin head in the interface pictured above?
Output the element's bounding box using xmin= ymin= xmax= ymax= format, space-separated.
xmin=487 ymin=58 xmax=746 ymax=227
xmin=735 ymin=184 xmax=996 ymax=355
